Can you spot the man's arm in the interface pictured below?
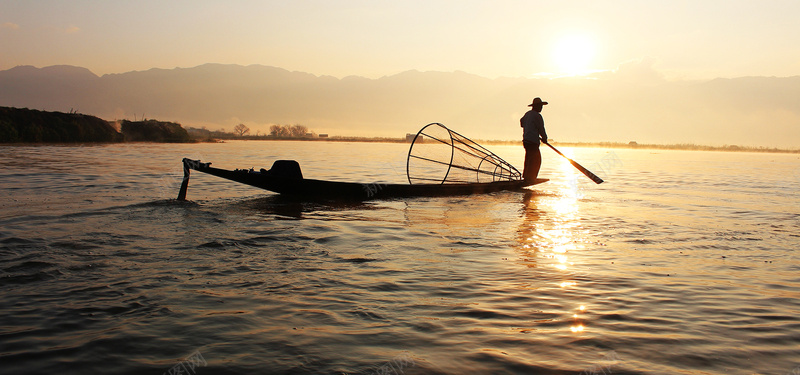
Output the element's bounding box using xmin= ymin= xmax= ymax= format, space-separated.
xmin=537 ymin=114 xmax=548 ymax=142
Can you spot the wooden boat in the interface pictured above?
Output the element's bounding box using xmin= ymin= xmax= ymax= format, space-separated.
xmin=177 ymin=123 xmax=548 ymax=201
xmin=177 ymin=158 xmax=546 ymax=201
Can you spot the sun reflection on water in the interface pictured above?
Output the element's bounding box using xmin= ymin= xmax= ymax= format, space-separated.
xmin=517 ymin=185 xmax=582 ymax=272
xmin=570 ymin=305 xmax=588 ymax=333
xmin=517 ymin=168 xmax=591 ymax=334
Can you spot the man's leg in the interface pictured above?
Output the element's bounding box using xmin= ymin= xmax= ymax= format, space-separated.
xmin=523 ymin=143 xmax=541 ymax=182
xmin=523 ymin=144 xmax=532 ymax=181
xmin=530 ymin=147 xmax=542 ymax=180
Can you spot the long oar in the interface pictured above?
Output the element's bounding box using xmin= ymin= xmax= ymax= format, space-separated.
xmin=542 ymin=140 xmax=604 ymax=184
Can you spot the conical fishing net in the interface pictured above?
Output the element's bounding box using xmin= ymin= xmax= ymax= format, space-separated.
xmin=406 ymin=123 xmax=522 ymax=184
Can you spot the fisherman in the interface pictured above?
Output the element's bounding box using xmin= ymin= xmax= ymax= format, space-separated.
xmin=520 ymin=97 xmax=549 ymax=182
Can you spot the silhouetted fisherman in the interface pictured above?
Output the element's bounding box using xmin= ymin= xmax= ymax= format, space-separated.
xmin=520 ymin=97 xmax=549 ymax=182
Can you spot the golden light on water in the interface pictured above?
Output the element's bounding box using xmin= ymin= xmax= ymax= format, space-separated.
xmin=571 ymin=305 xmax=588 ymax=333
xmin=517 ymin=167 xmax=592 ymax=334
xmin=518 ymin=199 xmax=590 ymax=334
xmin=516 ymin=157 xmax=586 ymax=273
xmin=546 ymin=190 xmax=581 ymax=271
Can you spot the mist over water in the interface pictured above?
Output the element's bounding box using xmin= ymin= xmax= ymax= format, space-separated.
xmin=1 ymin=141 xmax=799 ymax=374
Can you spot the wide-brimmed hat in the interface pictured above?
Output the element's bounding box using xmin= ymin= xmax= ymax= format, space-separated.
xmin=528 ymin=97 xmax=548 ymax=106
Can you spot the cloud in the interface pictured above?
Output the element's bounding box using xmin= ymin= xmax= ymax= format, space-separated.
xmin=614 ymin=57 xmax=664 ymax=82
xmin=586 ymin=57 xmax=664 ymax=83
xmin=65 ymin=26 xmax=80 ymax=34
xmin=2 ymin=22 xmax=20 ymax=30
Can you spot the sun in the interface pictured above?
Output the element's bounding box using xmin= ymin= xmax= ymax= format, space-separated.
xmin=552 ymin=35 xmax=596 ymax=75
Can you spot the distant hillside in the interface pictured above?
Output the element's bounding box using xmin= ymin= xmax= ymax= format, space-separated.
xmin=0 ymin=106 xmax=192 ymax=143
xmin=1 ymin=63 xmax=799 ymax=148
xmin=0 ymin=106 xmax=122 ymax=143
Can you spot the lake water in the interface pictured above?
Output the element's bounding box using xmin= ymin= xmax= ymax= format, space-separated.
xmin=1 ymin=141 xmax=799 ymax=375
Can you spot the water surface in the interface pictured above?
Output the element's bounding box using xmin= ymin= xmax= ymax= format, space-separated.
xmin=1 ymin=141 xmax=799 ymax=374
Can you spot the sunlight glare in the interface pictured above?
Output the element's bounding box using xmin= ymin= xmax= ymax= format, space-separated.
xmin=553 ymin=35 xmax=596 ymax=75
xmin=570 ymin=324 xmax=585 ymax=333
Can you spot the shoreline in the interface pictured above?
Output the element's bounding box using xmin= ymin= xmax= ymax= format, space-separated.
xmin=3 ymin=107 xmax=796 ymax=153
xmin=199 ymin=136 xmax=800 ymax=154
xmin=2 ymin=137 xmax=798 ymax=154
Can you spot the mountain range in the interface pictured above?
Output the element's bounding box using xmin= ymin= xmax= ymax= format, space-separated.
xmin=1 ymin=63 xmax=798 ymax=147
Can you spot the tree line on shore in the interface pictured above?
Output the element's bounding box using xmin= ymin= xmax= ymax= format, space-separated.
xmin=0 ymin=106 xmax=192 ymax=143
xmin=185 ymin=123 xmax=318 ymax=141
xmin=2 ymin=106 xmax=797 ymax=153
xmin=0 ymin=106 xmax=322 ymax=144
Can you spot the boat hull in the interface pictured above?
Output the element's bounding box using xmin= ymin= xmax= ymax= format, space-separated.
xmin=181 ymin=159 xmax=547 ymax=201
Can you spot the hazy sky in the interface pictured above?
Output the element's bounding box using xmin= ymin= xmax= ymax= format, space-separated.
xmin=2 ymin=0 xmax=800 ymax=79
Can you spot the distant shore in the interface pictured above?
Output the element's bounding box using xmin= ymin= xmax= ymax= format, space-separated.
xmin=2 ymin=106 xmax=797 ymax=154
xmin=0 ymin=106 xmax=192 ymax=143
xmin=224 ymin=135 xmax=800 ymax=154
xmin=487 ymin=140 xmax=800 ymax=154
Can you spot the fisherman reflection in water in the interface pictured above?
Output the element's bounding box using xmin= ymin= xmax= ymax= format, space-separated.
xmin=520 ymin=97 xmax=549 ymax=182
